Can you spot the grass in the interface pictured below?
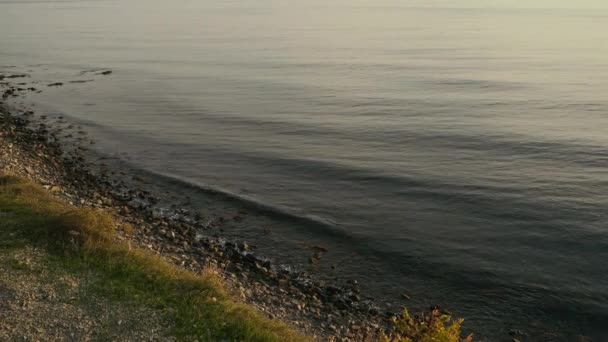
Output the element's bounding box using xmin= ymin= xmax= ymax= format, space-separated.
xmin=0 ymin=175 xmax=308 ymax=342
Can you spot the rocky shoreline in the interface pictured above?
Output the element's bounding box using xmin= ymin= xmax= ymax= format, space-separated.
xmin=1 ymin=77 xmax=399 ymax=341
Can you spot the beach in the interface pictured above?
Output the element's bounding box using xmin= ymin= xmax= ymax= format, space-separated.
xmin=1 ymin=84 xmax=401 ymax=340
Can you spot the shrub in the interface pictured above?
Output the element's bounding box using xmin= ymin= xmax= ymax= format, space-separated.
xmin=384 ymin=307 xmax=472 ymax=342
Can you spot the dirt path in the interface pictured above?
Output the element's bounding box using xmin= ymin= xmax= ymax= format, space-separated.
xmin=0 ymin=243 xmax=173 ymax=341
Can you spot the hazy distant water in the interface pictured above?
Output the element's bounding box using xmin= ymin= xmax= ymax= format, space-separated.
xmin=2 ymin=0 xmax=608 ymax=339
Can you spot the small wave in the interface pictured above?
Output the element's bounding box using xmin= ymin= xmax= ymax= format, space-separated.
xmin=105 ymin=159 xmax=353 ymax=239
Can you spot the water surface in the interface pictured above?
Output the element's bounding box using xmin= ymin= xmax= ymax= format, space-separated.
xmin=2 ymin=0 xmax=608 ymax=339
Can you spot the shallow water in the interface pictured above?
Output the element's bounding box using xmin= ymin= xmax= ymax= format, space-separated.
xmin=2 ymin=0 xmax=608 ymax=339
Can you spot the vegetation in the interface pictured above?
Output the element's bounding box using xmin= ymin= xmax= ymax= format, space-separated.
xmin=0 ymin=175 xmax=307 ymax=342
xmin=383 ymin=308 xmax=470 ymax=342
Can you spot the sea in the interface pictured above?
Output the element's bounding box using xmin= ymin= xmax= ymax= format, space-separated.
xmin=1 ymin=0 xmax=607 ymax=340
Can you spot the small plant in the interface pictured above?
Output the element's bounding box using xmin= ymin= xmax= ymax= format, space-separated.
xmin=384 ymin=307 xmax=472 ymax=342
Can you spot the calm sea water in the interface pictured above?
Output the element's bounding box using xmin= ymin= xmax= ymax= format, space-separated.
xmin=2 ymin=0 xmax=608 ymax=339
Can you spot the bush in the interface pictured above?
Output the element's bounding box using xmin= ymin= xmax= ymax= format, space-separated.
xmin=384 ymin=307 xmax=472 ymax=342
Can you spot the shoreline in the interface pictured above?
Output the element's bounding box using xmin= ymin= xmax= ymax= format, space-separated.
xmin=0 ymin=175 xmax=307 ymax=341
xmin=1 ymin=82 xmax=394 ymax=340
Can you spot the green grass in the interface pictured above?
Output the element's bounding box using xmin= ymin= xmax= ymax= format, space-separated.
xmin=0 ymin=175 xmax=308 ymax=342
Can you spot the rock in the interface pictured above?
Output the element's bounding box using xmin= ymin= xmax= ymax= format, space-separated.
xmin=326 ymin=285 xmax=341 ymax=295
xmin=348 ymin=293 xmax=360 ymax=302
xmin=151 ymin=210 xmax=162 ymax=219
xmin=50 ymin=185 xmax=62 ymax=193
xmin=509 ymin=329 xmax=525 ymax=337
xmin=244 ymin=253 xmax=257 ymax=264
